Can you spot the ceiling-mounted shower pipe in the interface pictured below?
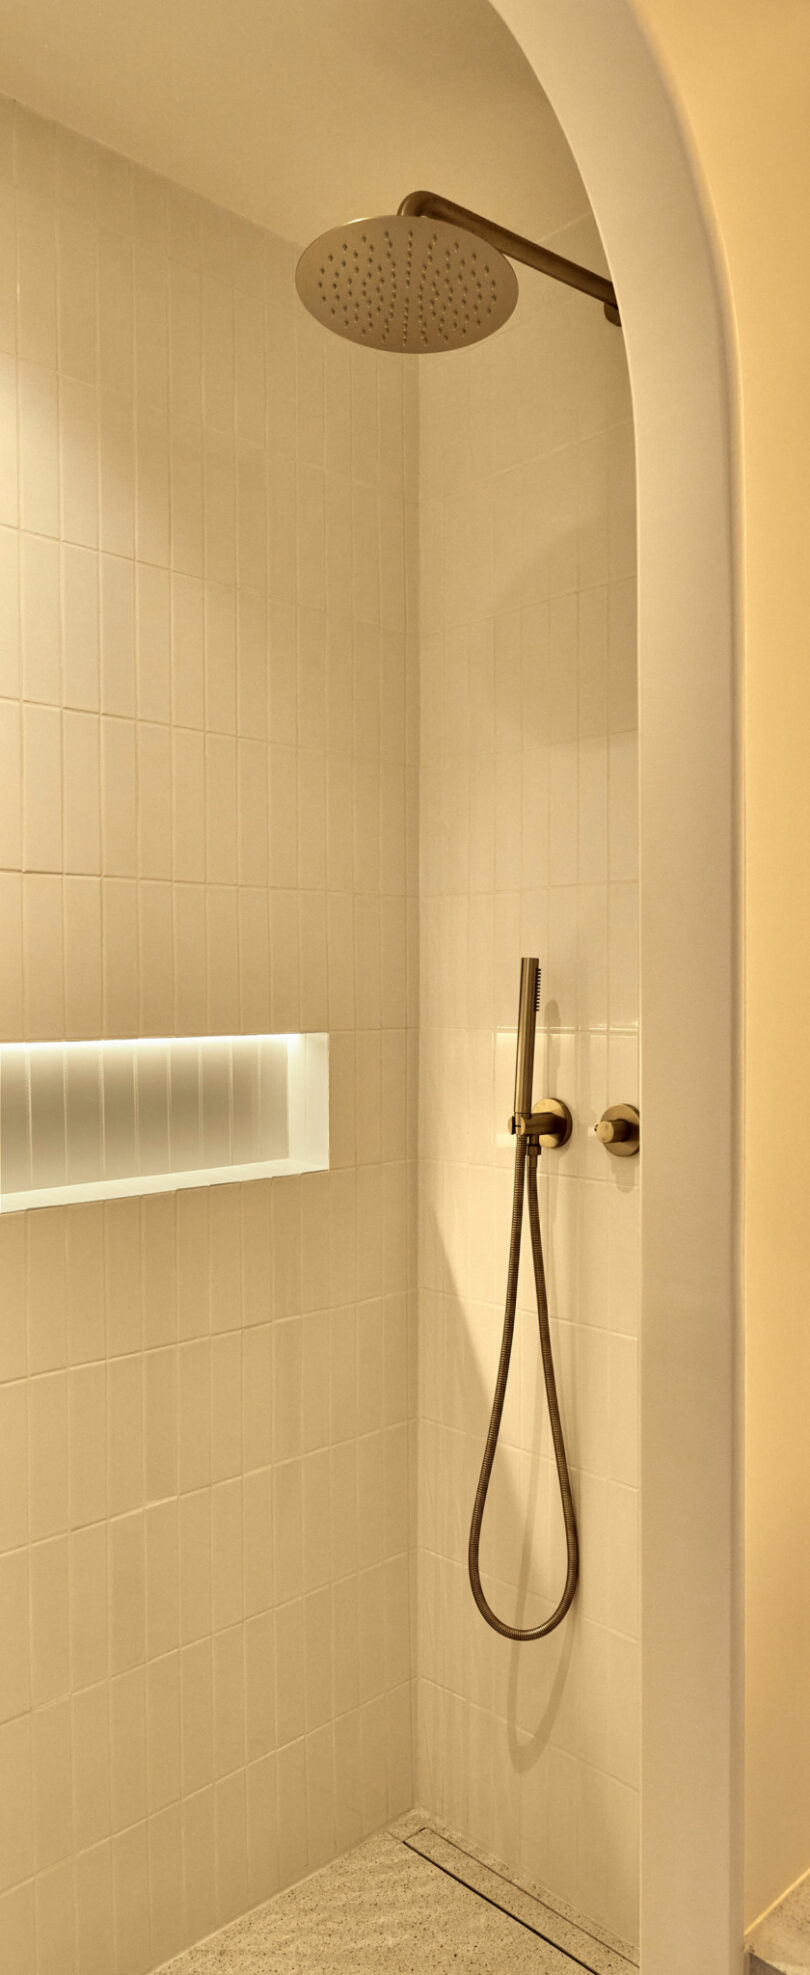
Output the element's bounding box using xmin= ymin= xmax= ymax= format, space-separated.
xmin=397 ymin=189 xmax=621 ymax=326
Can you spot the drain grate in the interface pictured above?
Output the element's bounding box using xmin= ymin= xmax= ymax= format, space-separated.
xmin=403 ymin=1827 xmax=637 ymax=1975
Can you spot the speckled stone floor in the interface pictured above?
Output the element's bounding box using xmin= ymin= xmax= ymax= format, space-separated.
xmin=748 ymin=1866 xmax=810 ymax=1973
xmin=160 ymin=1810 xmax=638 ymax=1975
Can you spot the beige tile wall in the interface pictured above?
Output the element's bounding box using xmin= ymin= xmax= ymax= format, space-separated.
xmin=0 ymin=96 xmax=417 ymax=1973
xmin=414 ymin=215 xmax=640 ymax=1948
xmin=0 ymin=82 xmax=640 ymax=1974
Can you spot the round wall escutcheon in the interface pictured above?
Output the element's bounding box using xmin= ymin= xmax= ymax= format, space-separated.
xmin=594 ymin=1102 xmax=640 ymax=1156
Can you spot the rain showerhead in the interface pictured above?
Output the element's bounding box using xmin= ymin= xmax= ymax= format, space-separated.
xmin=295 ymin=211 xmax=519 ymax=355
xmin=295 ymin=189 xmax=620 ymax=355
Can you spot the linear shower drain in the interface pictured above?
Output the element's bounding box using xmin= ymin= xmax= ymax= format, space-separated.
xmin=403 ymin=1827 xmax=637 ymax=1975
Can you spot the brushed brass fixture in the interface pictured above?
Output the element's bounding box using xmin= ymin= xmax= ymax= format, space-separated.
xmin=469 ymin=957 xmax=579 ymax=1642
xmin=595 ymin=1102 xmax=640 ymax=1156
xmin=510 ymin=1097 xmax=573 ymax=1148
xmin=399 ymin=190 xmax=620 ymax=326
xmin=295 ymin=188 xmax=620 ymax=356
xmin=509 ymin=957 xmax=573 ymax=1147
xmin=512 ymin=951 xmax=542 ymax=1119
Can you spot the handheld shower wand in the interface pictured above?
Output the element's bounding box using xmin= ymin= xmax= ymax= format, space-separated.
xmin=468 ymin=958 xmax=579 ymax=1640
xmin=513 ymin=953 xmax=541 ymax=1123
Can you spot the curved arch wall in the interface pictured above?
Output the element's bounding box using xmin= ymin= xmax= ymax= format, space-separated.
xmin=491 ymin=2 xmax=743 ymax=1969
xmin=626 ymin=0 xmax=810 ymax=1936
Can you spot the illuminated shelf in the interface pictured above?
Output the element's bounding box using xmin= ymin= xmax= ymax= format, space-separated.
xmin=0 ymin=1033 xmax=329 ymax=1213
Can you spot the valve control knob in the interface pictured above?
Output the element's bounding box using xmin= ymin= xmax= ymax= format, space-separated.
xmin=594 ymin=1103 xmax=639 ymax=1157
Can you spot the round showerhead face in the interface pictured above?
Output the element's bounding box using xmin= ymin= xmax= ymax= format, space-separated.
xmin=295 ymin=213 xmax=519 ymax=355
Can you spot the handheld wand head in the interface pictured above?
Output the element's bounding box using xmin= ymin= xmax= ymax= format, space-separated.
xmin=513 ymin=956 xmax=541 ymax=1122
xmin=509 ymin=959 xmax=573 ymax=1147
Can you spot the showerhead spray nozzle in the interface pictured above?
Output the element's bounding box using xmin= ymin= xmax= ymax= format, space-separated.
xmin=295 ymin=206 xmax=519 ymax=355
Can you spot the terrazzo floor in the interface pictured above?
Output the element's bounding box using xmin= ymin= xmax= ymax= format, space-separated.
xmin=748 ymin=1864 xmax=810 ymax=1973
xmin=161 ymin=1811 xmax=638 ymax=1975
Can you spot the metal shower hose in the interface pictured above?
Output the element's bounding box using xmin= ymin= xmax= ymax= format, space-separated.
xmin=468 ymin=1132 xmax=579 ymax=1639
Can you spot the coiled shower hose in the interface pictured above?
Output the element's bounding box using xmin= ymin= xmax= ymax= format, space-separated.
xmin=468 ymin=1130 xmax=579 ymax=1640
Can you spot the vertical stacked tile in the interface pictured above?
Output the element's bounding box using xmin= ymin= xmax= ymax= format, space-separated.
xmin=0 ymin=94 xmax=418 ymax=1973
xmin=415 ymin=203 xmax=640 ymax=1948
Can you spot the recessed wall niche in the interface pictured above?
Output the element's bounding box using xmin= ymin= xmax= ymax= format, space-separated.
xmin=0 ymin=1032 xmax=329 ymax=1211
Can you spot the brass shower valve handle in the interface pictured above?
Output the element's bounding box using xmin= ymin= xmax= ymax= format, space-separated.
xmin=509 ymin=1098 xmax=573 ymax=1149
xmin=594 ymin=1103 xmax=640 ymax=1156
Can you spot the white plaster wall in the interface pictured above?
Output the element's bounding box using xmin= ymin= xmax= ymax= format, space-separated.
xmin=491 ymin=5 xmax=742 ymax=1969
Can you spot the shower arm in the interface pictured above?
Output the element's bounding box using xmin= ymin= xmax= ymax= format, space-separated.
xmin=397 ymin=189 xmax=621 ymax=326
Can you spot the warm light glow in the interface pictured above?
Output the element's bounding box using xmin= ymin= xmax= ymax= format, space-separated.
xmin=0 ymin=1032 xmax=300 ymax=1050
xmin=0 ymin=1032 xmax=329 ymax=1213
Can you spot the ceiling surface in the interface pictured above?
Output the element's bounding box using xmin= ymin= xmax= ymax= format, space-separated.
xmin=0 ymin=0 xmax=588 ymax=245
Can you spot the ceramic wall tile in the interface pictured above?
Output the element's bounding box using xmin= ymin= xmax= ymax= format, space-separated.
xmin=415 ymin=182 xmax=638 ymax=1948
xmin=0 ymin=83 xmax=417 ymax=1975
